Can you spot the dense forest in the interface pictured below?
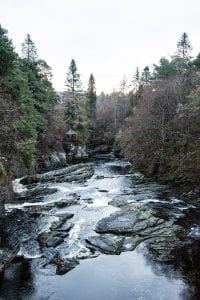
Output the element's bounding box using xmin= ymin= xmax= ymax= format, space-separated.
xmin=116 ymin=33 xmax=200 ymax=193
xmin=0 ymin=26 xmax=199 ymax=202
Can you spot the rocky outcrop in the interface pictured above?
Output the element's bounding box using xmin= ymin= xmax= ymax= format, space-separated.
xmin=95 ymin=204 xmax=168 ymax=235
xmin=84 ymin=203 xmax=182 ymax=255
xmin=20 ymin=163 xmax=94 ymax=185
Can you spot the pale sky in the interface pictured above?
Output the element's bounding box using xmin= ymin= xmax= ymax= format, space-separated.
xmin=0 ymin=0 xmax=200 ymax=93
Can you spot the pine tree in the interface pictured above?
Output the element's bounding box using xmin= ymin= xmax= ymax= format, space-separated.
xmin=132 ymin=67 xmax=140 ymax=91
xmin=177 ymin=32 xmax=192 ymax=59
xmin=21 ymin=34 xmax=37 ymax=62
xmin=65 ymin=59 xmax=82 ymax=126
xmin=66 ymin=59 xmax=82 ymax=95
xmin=64 ymin=59 xmax=89 ymax=142
xmin=173 ymin=33 xmax=192 ymax=73
xmin=87 ymin=73 xmax=97 ymax=128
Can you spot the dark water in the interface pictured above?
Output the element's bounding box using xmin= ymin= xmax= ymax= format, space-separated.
xmin=0 ymin=159 xmax=200 ymax=300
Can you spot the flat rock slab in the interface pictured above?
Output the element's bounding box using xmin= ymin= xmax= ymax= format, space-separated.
xmin=95 ymin=204 xmax=181 ymax=237
xmin=20 ymin=163 xmax=94 ymax=184
xmin=85 ymin=234 xmax=124 ymax=255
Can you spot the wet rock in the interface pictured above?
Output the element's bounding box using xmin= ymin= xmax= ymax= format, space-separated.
xmin=58 ymin=222 xmax=73 ymax=232
xmin=14 ymin=187 xmax=58 ymax=203
xmin=121 ymin=236 xmax=147 ymax=251
xmin=56 ymin=213 xmax=74 ymax=220
xmin=144 ymin=235 xmax=183 ymax=263
xmin=37 ymin=231 xmax=65 ymax=248
xmin=93 ymin=154 xmax=114 ymax=160
xmin=82 ymin=198 xmax=93 ymax=204
xmin=20 ymin=163 xmax=94 ymax=185
xmin=51 ymin=252 xmax=79 ymax=275
xmin=37 ymin=232 xmax=50 ymax=246
xmin=109 ymin=199 xmax=128 ymax=207
xmin=47 ymin=236 xmax=64 ymax=248
xmin=50 ymin=215 xmax=73 ymax=231
xmin=95 ymin=175 xmax=105 ymax=180
xmin=95 ymin=204 xmax=181 ymax=237
xmin=85 ymin=234 xmax=124 ymax=255
xmin=55 ymin=198 xmax=78 ymax=208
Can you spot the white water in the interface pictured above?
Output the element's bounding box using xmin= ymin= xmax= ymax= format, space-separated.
xmin=12 ymin=178 xmax=27 ymax=193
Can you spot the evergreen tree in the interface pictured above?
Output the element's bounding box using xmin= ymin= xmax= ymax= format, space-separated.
xmin=177 ymin=32 xmax=192 ymax=59
xmin=0 ymin=25 xmax=16 ymax=75
xmin=87 ymin=73 xmax=97 ymax=128
xmin=66 ymin=59 xmax=82 ymax=95
xmin=64 ymin=59 xmax=89 ymax=142
xmin=132 ymin=67 xmax=140 ymax=91
xmin=65 ymin=59 xmax=82 ymax=127
xmin=173 ymin=33 xmax=192 ymax=73
xmin=142 ymin=66 xmax=150 ymax=83
xmin=21 ymin=34 xmax=37 ymax=62
xmin=153 ymin=57 xmax=177 ymax=79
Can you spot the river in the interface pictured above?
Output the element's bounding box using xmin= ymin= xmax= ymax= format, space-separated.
xmin=0 ymin=158 xmax=200 ymax=299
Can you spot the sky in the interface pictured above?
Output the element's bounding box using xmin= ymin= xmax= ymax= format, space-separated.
xmin=0 ymin=0 xmax=200 ymax=94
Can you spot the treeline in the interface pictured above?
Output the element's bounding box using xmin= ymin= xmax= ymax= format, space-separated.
xmin=116 ymin=33 xmax=200 ymax=188
xmin=0 ymin=24 xmax=98 ymax=200
xmin=0 ymin=26 xmax=66 ymax=199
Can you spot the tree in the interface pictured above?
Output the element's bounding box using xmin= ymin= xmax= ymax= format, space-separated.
xmin=172 ymin=33 xmax=193 ymax=74
xmin=177 ymin=32 xmax=192 ymax=59
xmin=64 ymin=59 xmax=89 ymax=142
xmin=120 ymin=75 xmax=128 ymax=95
xmin=142 ymin=66 xmax=150 ymax=83
xmin=21 ymin=34 xmax=37 ymax=62
xmin=153 ymin=57 xmax=177 ymax=79
xmin=66 ymin=59 xmax=82 ymax=95
xmin=87 ymin=73 xmax=97 ymax=127
xmin=0 ymin=25 xmax=16 ymax=75
xmin=65 ymin=59 xmax=82 ymax=126
xmin=132 ymin=67 xmax=140 ymax=91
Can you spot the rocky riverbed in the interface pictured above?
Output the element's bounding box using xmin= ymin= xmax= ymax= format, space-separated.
xmin=0 ymin=158 xmax=200 ymax=299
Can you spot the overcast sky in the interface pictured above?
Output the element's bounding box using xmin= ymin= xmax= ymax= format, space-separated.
xmin=0 ymin=0 xmax=200 ymax=93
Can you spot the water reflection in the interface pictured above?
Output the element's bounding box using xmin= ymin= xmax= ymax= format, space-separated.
xmin=28 ymin=251 xmax=189 ymax=300
xmin=142 ymin=238 xmax=200 ymax=300
xmin=0 ymin=258 xmax=34 ymax=300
